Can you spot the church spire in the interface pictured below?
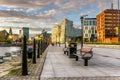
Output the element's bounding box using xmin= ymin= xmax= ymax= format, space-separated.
xmin=9 ymin=27 xmax=12 ymax=35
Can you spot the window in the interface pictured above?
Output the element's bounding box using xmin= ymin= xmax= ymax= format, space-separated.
xmin=85 ymin=34 xmax=88 ymax=37
xmin=84 ymin=21 xmax=87 ymax=26
xmin=88 ymin=30 xmax=91 ymax=33
xmin=85 ymin=26 xmax=88 ymax=30
xmin=93 ymin=21 xmax=96 ymax=25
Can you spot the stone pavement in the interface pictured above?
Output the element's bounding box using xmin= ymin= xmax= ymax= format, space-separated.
xmin=40 ymin=45 xmax=120 ymax=80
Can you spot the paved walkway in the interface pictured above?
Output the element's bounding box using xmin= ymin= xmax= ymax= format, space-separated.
xmin=40 ymin=45 xmax=120 ymax=80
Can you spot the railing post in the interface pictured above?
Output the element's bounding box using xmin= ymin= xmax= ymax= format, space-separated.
xmin=41 ymin=40 xmax=43 ymax=55
xmin=33 ymin=38 xmax=36 ymax=64
xmin=22 ymin=35 xmax=28 ymax=75
xmin=37 ymin=40 xmax=40 ymax=58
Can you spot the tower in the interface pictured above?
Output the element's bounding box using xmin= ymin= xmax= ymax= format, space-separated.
xmin=9 ymin=27 xmax=12 ymax=35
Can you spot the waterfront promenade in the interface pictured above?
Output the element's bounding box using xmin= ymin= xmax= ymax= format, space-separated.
xmin=1 ymin=44 xmax=120 ymax=80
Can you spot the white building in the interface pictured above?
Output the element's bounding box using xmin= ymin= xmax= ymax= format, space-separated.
xmin=83 ymin=18 xmax=96 ymax=42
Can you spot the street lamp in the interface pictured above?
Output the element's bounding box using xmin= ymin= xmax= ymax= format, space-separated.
xmin=56 ymin=35 xmax=57 ymax=46
xmin=65 ymin=24 xmax=67 ymax=48
xmin=58 ymin=25 xmax=61 ymax=47
xmin=80 ymin=15 xmax=88 ymax=48
xmin=118 ymin=0 xmax=120 ymax=41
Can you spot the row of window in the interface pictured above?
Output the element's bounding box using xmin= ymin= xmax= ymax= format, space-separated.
xmin=83 ymin=20 xmax=96 ymax=26
xmin=84 ymin=26 xmax=95 ymax=30
xmin=84 ymin=30 xmax=95 ymax=34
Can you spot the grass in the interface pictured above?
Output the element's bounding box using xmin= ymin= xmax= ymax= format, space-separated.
xmin=7 ymin=67 xmax=22 ymax=76
xmin=6 ymin=59 xmax=33 ymax=76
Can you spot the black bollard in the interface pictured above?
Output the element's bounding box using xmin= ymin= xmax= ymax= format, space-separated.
xmin=76 ymin=56 xmax=78 ymax=61
xmin=43 ymin=41 xmax=45 ymax=52
xmin=84 ymin=59 xmax=88 ymax=66
xmin=37 ymin=40 xmax=40 ymax=58
xmin=41 ymin=40 xmax=43 ymax=55
xmin=22 ymin=35 xmax=28 ymax=76
xmin=33 ymin=39 xmax=36 ymax=64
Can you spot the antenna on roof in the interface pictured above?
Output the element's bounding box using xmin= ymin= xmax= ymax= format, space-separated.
xmin=111 ymin=3 xmax=113 ymax=9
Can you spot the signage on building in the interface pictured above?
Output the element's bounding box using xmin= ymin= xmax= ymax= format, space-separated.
xmin=116 ymin=27 xmax=118 ymax=35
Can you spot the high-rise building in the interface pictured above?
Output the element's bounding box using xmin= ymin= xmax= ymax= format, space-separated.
xmin=20 ymin=27 xmax=29 ymax=40
xmin=97 ymin=9 xmax=120 ymax=43
xmin=51 ymin=18 xmax=81 ymax=43
xmin=60 ymin=18 xmax=74 ymax=43
xmin=83 ymin=18 xmax=96 ymax=42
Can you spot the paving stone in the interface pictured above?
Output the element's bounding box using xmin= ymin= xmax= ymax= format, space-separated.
xmin=40 ymin=45 xmax=120 ymax=80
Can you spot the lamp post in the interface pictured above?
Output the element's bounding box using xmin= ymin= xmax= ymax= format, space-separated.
xmin=65 ymin=24 xmax=66 ymax=48
xmin=118 ymin=0 xmax=120 ymax=41
xmin=56 ymin=35 xmax=57 ymax=46
xmin=59 ymin=33 xmax=60 ymax=46
xmin=58 ymin=25 xmax=61 ymax=46
xmin=80 ymin=15 xmax=88 ymax=48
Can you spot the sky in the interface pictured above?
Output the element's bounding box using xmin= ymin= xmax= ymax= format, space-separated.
xmin=0 ymin=0 xmax=119 ymax=33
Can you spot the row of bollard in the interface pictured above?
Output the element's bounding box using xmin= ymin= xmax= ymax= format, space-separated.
xmin=22 ymin=35 xmax=49 ymax=76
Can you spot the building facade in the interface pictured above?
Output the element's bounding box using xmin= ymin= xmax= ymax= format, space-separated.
xmin=20 ymin=27 xmax=29 ymax=40
xmin=51 ymin=24 xmax=60 ymax=43
xmin=0 ymin=30 xmax=8 ymax=40
xmin=83 ymin=18 xmax=96 ymax=42
xmin=97 ymin=9 xmax=120 ymax=43
xmin=60 ymin=18 xmax=74 ymax=43
xmin=51 ymin=18 xmax=81 ymax=43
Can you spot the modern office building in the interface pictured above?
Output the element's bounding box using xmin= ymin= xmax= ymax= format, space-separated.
xmin=97 ymin=9 xmax=120 ymax=43
xmin=60 ymin=18 xmax=74 ymax=43
xmin=20 ymin=27 xmax=29 ymax=40
xmin=51 ymin=18 xmax=81 ymax=43
xmin=83 ymin=18 xmax=96 ymax=42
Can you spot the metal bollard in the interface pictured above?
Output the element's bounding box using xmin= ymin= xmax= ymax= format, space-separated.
xmin=33 ymin=39 xmax=36 ymax=64
xmin=22 ymin=35 xmax=28 ymax=76
xmin=84 ymin=59 xmax=88 ymax=66
xmin=76 ymin=56 xmax=78 ymax=61
xmin=37 ymin=40 xmax=40 ymax=58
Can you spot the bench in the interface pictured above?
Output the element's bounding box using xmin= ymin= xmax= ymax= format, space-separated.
xmin=73 ymin=47 xmax=93 ymax=66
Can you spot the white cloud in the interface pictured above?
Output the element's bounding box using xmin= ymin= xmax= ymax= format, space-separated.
xmin=0 ymin=0 xmax=116 ymax=28
xmin=46 ymin=9 xmax=56 ymax=16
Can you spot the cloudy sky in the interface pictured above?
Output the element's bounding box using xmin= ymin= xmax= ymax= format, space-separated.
xmin=0 ymin=0 xmax=118 ymax=30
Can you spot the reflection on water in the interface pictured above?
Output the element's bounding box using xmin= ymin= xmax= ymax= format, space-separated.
xmin=0 ymin=47 xmax=21 ymax=56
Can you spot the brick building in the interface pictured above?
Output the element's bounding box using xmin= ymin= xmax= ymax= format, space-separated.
xmin=97 ymin=9 xmax=120 ymax=43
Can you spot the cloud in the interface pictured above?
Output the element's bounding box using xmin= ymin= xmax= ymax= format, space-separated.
xmin=0 ymin=0 xmax=116 ymax=28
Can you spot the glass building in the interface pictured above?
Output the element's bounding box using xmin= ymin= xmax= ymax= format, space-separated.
xmin=21 ymin=27 xmax=29 ymax=40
